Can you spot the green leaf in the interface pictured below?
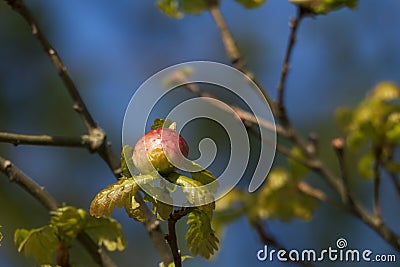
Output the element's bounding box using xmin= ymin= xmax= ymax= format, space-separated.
xmin=346 ymin=130 xmax=366 ymax=151
xmin=121 ymin=145 xmax=134 ymax=178
xmin=90 ymin=173 xmax=158 ymax=218
xmin=157 ymin=0 xmax=183 ymax=18
xmin=385 ymin=112 xmax=400 ymax=143
xmin=124 ymin=193 xmax=147 ymax=222
xmin=289 ymin=0 xmax=357 ymax=14
xmin=189 ymin=161 xmax=219 ymax=193
xmin=186 ymin=209 xmax=219 ymax=259
xmin=181 ymin=0 xmax=209 ymax=14
xmin=14 ymin=226 xmax=58 ymax=263
xmin=254 ymin=168 xmax=317 ymax=221
xmin=170 ymin=173 xmax=215 ymax=206
xmin=90 ymin=177 xmax=139 ymax=218
xmin=288 ymin=147 xmax=309 ymax=179
xmin=85 ymin=216 xmax=126 ymax=251
xmin=151 ymin=118 xmax=174 ymax=130
xmin=144 ymin=187 xmax=174 ymax=221
xmin=357 ymin=152 xmax=374 ymax=179
xmin=50 ymin=206 xmax=87 ymax=240
xmin=236 ymin=0 xmax=266 ymax=9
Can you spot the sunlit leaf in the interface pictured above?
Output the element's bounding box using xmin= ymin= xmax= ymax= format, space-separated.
xmin=85 ymin=217 xmax=126 ymax=251
xmin=254 ymin=168 xmax=317 ymax=221
xmin=170 ymin=173 xmax=215 ymax=206
xmin=181 ymin=0 xmax=209 ymax=14
xmin=189 ymin=161 xmax=219 ymax=193
xmin=385 ymin=112 xmax=400 ymax=143
xmin=151 ymin=118 xmax=174 ymax=130
xmin=157 ymin=0 xmax=183 ymax=18
xmin=50 ymin=206 xmax=87 ymax=240
xmin=14 ymin=226 xmax=58 ymax=263
xmin=90 ymin=173 xmax=158 ymax=218
xmin=144 ymin=187 xmax=174 ymax=221
xmin=121 ymin=145 xmax=134 ymax=178
xmin=357 ymin=152 xmax=374 ymax=179
xmin=186 ymin=209 xmax=219 ymax=259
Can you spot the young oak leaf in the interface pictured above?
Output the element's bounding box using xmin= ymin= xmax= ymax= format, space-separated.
xmin=254 ymin=167 xmax=317 ymax=221
xmin=171 ymin=173 xmax=215 ymax=206
xmin=90 ymin=173 xmax=158 ymax=218
xmin=84 ymin=217 xmax=126 ymax=251
xmin=143 ymin=187 xmax=173 ymax=221
xmin=14 ymin=226 xmax=58 ymax=264
xmin=121 ymin=145 xmax=134 ymax=178
xmin=50 ymin=206 xmax=88 ymax=240
xmin=186 ymin=209 xmax=219 ymax=259
xmin=188 ymin=161 xmax=219 ymax=193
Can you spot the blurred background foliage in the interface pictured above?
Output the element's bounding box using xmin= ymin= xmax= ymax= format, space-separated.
xmin=0 ymin=0 xmax=400 ymax=266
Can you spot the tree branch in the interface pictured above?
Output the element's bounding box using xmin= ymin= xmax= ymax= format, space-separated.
xmin=0 ymin=155 xmax=117 ymax=267
xmin=209 ymin=5 xmax=275 ymax=112
xmin=0 ymin=132 xmax=94 ymax=148
xmin=276 ymin=7 xmax=305 ymax=121
xmin=166 ymin=219 xmax=181 ymax=267
xmin=3 ymin=0 xmax=175 ymax=264
xmin=4 ymin=0 xmax=97 ymax=132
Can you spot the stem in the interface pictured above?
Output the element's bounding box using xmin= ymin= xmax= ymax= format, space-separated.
xmin=166 ymin=219 xmax=181 ymax=267
xmin=276 ymin=7 xmax=305 ymax=121
xmin=57 ymin=243 xmax=71 ymax=267
xmin=332 ymin=138 xmax=352 ymax=204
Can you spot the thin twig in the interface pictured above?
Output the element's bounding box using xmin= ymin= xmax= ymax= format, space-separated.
xmin=166 ymin=219 xmax=181 ymax=267
xmin=4 ymin=0 xmax=97 ymax=132
xmin=0 ymin=156 xmax=117 ymax=267
xmin=276 ymin=7 xmax=305 ymax=121
xmin=331 ymin=138 xmax=351 ymax=204
xmin=209 ymin=5 xmax=275 ymax=112
xmin=0 ymin=132 xmax=93 ymax=148
xmin=297 ymin=181 xmax=339 ymax=208
xmin=165 ymin=208 xmax=194 ymax=267
xmin=177 ymin=77 xmax=287 ymax=137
